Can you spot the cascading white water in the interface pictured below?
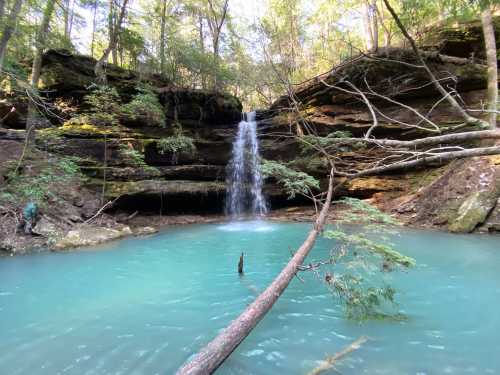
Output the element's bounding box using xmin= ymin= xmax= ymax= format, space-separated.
xmin=226 ymin=111 xmax=268 ymax=217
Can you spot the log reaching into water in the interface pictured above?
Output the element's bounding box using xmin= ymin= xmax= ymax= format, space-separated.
xmin=307 ymin=336 xmax=369 ymax=375
xmin=176 ymin=169 xmax=335 ymax=375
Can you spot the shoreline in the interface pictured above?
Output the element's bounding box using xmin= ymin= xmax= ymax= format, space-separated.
xmin=4 ymin=205 xmax=497 ymax=257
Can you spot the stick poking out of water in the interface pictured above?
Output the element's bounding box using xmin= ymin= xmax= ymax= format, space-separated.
xmin=238 ymin=252 xmax=244 ymax=275
xmin=307 ymin=336 xmax=369 ymax=375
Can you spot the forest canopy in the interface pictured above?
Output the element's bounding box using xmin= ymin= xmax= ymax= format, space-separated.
xmin=0 ymin=0 xmax=496 ymax=109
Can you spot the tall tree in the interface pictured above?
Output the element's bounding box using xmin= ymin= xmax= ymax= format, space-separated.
xmin=0 ymin=0 xmax=5 ymax=23
xmin=108 ymin=0 xmax=118 ymax=65
xmin=0 ymin=0 xmax=24 ymax=70
xmin=159 ymin=0 xmax=168 ymax=76
xmin=95 ymin=0 xmax=129 ymax=83
xmin=63 ymin=0 xmax=76 ymax=47
xmin=206 ymin=0 xmax=229 ymax=90
xmin=26 ymin=0 xmax=57 ymax=139
xmin=362 ymin=0 xmax=378 ymax=51
xmin=480 ymin=3 xmax=498 ymax=129
xmin=30 ymin=0 xmax=57 ymax=89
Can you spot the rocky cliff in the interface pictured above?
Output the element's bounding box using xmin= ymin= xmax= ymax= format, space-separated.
xmin=256 ymin=19 xmax=500 ymax=233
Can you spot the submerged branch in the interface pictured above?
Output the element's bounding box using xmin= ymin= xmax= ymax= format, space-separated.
xmin=307 ymin=336 xmax=369 ymax=375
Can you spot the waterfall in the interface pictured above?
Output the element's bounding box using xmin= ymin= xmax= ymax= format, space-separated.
xmin=225 ymin=111 xmax=268 ymax=217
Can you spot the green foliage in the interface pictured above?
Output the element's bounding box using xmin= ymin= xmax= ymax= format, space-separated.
xmin=118 ymin=144 xmax=157 ymax=173
xmin=260 ymin=159 xmax=320 ymax=199
xmin=330 ymin=274 xmax=404 ymax=321
xmin=156 ymin=134 xmax=197 ymax=164
xmin=335 ymin=197 xmax=399 ymax=226
xmin=325 ymin=230 xmax=416 ymax=268
xmin=122 ymin=85 xmax=165 ymax=127
xmin=82 ymin=85 xmax=122 ymax=126
xmin=300 ymin=131 xmax=354 ymax=154
xmin=312 ymin=198 xmax=416 ymax=321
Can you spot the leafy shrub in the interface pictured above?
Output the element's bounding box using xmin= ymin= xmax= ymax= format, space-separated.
xmin=82 ymin=85 xmax=122 ymax=126
xmin=118 ymin=143 xmax=158 ymax=173
xmin=122 ymin=85 xmax=165 ymax=127
xmin=157 ymin=134 xmax=196 ymax=164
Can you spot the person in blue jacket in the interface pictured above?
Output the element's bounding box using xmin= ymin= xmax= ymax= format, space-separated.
xmin=18 ymin=202 xmax=38 ymax=235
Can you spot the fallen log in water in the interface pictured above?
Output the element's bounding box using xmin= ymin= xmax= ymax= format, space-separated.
xmin=176 ymin=169 xmax=335 ymax=375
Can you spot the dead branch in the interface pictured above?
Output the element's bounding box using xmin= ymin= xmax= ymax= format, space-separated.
xmin=84 ymin=196 xmax=121 ymax=224
xmin=307 ymin=336 xmax=369 ymax=375
xmin=326 ymin=130 xmax=500 ymax=149
xmin=350 ymin=146 xmax=500 ymax=177
xmin=381 ymin=0 xmax=489 ymax=129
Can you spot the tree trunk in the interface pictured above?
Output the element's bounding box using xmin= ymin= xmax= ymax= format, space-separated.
xmin=63 ymin=0 xmax=70 ymax=40
xmin=362 ymin=0 xmax=374 ymax=51
xmin=481 ymin=5 xmax=498 ymax=129
xmin=95 ymin=0 xmax=129 ymax=83
xmin=91 ymin=0 xmax=98 ymax=58
xmin=29 ymin=0 xmax=56 ymax=89
xmin=370 ymin=0 xmax=378 ymax=52
xmin=198 ymin=15 xmax=206 ymax=89
xmin=26 ymin=0 xmax=56 ymax=142
xmin=206 ymin=0 xmax=228 ymax=91
xmin=67 ymin=0 xmax=76 ymax=43
xmin=159 ymin=0 xmax=167 ymax=76
xmin=176 ymin=169 xmax=335 ymax=375
xmin=0 ymin=0 xmax=24 ymax=70
xmin=376 ymin=2 xmax=391 ymax=47
xmin=108 ymin=0 xmax=117 ymax=65
xmin=0 ymin=0 xmax=5 ymax=23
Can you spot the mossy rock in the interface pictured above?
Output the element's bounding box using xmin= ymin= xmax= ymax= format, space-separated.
xmin=448 ymin=190 xmax=499 ymax=233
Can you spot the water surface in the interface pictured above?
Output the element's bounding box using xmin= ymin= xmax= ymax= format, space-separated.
xmin=0 ymin=221 xmax=499 ymax=374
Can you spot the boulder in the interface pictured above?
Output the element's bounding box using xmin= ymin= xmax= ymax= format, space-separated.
xmin=448 ymin=190 xmax=498 ymax=233
xmin=53 ymin=224 xmax=133 ymax=250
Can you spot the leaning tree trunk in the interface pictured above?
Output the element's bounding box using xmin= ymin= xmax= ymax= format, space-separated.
xmin=26 ymin=0 xmax=56 ymax=144
xmin=95 ymin=0 xmax=129 ymax=84
xmin=176 ymin=169 xmax=335 ymax=375
xmin=0 ymin=0 xmax=24 ymax=70
xmin=481 ymin=5 xmax=498 ymax=129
